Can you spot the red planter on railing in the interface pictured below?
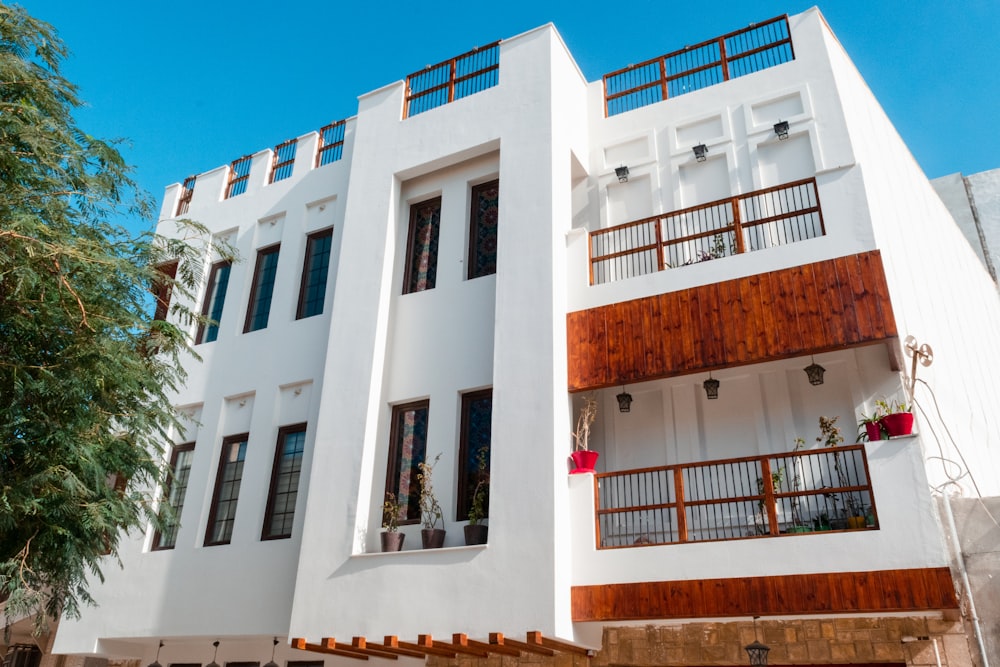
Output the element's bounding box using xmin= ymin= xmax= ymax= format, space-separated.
xmin=881 ymin=412 xmax=914 ymax=437
xmin=570 ymin=450 xmax=600 ymax=474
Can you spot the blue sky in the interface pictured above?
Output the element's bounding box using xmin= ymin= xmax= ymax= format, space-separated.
xmin=20 ymin=1 xmax=1000 ymax=233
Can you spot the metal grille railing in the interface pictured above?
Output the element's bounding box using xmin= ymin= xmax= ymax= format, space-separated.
xmin=270 ymin=138 xmax=297 ymax=184
xmin=589 ymin=178 xmax=823 ymax=285
xmin=404 ymin=42 xmax=500 ymax=118
xmin=175 ymin=175 xmax=195 ymax=216
xmin=603 ymin=15 xmax=793 ymax=117
xmin=316 ymin=120 xmax=346 ymax=167
xmin=596 ymin=445 xmax=876 ymax=548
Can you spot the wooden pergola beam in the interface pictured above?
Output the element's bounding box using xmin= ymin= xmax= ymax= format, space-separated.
xmin=527 ymin=631 xmax=592 ymax=655
xmin=290 ymin=638 xmax=368 ymax=661
xmin=489 ymin=633 xmax=554 ymax=656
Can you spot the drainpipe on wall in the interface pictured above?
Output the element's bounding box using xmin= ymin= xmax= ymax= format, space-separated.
xmin=940 ymin=491 xmax=991 ymax=667
xmin=962 ymin=175 xmax=997 ymax=283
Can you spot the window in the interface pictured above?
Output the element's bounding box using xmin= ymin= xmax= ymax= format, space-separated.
xmin=468 ymin=180 xmax=499 ymax=279
xmin=296 ymin=229 xmax=333 ymax=319
xmin=152 ymin=260 xmax=179 ymax=322
xmin=270 ymin=139 xmax=297 ymax=184
xmin=244 ymin=245 xmax=280 ymax=333
xmin=205 ymin=434 xmax=248 ymax=546
xmin=315 ymin=120 xmax=345 ymax=167
xmin=402 ymin=197 xmax=441 ymax=294
xmin=262 ymin=424 xmax=307 ymax=540
xmin=385 ymin=401 xmax=429 ymax=523
xmin=175 ymin=176 xmax=195 ymax=216
xmin=152 ymin=443 xmax=195 ymax=550
xmin=226 ymin=155 xmax=252 ymax=198
xmin=196 ymin=260 xmax=232 ymax=344
xmin=457 ymin=390 xmax=492 ymax=520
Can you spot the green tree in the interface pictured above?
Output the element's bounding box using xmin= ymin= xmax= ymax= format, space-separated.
xmin=0 ymin=4 xmax=228 ymax=629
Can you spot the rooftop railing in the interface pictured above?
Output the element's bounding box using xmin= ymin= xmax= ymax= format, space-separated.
xmin=589 ymin=177 xmax=823 ymax=285
xmin=603 ymin=15 xmax=794 ymax=117
xmin=595 ymin=444 xmax=876 ymax=549
xmin=404 ymin=42 xmax=500 ymax=118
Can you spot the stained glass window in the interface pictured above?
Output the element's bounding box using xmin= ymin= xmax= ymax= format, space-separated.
xmin=403 ymin=198 xmax=441 ymax=294
xmin=468 ymin=180 xmax=499 ymax=279
xmin=385 ymin=401 xmax=429 ymax=523
xmin=457 ymin=389 xmax=492 ymax=520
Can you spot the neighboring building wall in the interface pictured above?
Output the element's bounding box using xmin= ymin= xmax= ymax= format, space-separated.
xmin=932 ymin=169 xmax=1000 ymax=283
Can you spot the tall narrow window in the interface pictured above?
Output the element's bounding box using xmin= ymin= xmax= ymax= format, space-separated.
xmin=262 ymin=424 xmax=307 ymax=540
xmin=244 ymin=245 xmax=280 ymax=333
xmin=296 ymin=229 xmax=333 ymax=319
xmin=205 ymin=434 xmax=248 ymax=546
xmin=196 ymin=260 xmax=232 ymax=344
xmin=175 ymin=176 xmax=195 ymax=216
xmin=457 ymin=390 xmax=492 ymax=520
xmin=385 ymin=401 xmax=429 ymax=523
xmin=468 ymin=180 xmax=499 ymax=279
xmin=315 ymin=120 xmax=346 ymax=167
xmin=152 ymin=443 xmax=195 ymax=550
xmin=270 ymin=139 xmax=297 ymax=184
xmin=152 ymin=260 xmax=179 ymax=322
xmin=402 ymin=197 xmax=441 ymax=294
xmin=226 ymin=155 xmax=252 ymax=198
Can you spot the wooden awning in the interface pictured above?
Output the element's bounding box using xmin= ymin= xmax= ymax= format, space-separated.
xmin=291 ymin=632 xmax=593 ymax=661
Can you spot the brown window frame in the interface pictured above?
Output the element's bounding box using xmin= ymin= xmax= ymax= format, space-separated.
xmin=467 ymin=179 xmax=499 ymax=280
xmin=152 ymin=260 xmax=179 ymax=322
xmin=456 ymin=389 xmax=492 ymax=521
xmin=175 ymin=176 xmax=195 ymax=216
xmin=402 ymin=197 xmax=442 ymax=295
xmin=315 ymin=120 xmax=346 ymax=167
xmin=384 ymin=400 xmax=430 ymax=525
xmin=226 ymin=155 xmax=253 ymax=199
xmin=296 ymin=228 xmax=334 ymax=320
xmin=195 ymin=260 xmax=232 ymax=344
xmin=269 ymin=138 xmax=297 ymax=184
xmin=204 ymin=433 xmax=249 ymax=546
xmin=261 ymin=423 xmax=308 ymax=540
xmin=151 ymin=442 xmax=195 ymax=551
xmin=243 ymin=244 xmax=281 ymax=334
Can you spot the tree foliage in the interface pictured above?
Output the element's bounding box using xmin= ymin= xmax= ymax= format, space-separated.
xmin=0 ymin=4 xmax=227 ymax=629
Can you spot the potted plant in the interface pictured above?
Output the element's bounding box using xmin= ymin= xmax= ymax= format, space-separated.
xmin=464 ymin=447 xmax=489 ymax=546
xmin=570 ymin=394 xmax=599 ymax=473
xmin=418 ymin=453 xmax=445 ymax=548
xmin=879 ymin=398 xmax=914 ymax=437
xmin=858 ymin=408 xmax=887 ymax=442
xmin=380 ymin=493 xmax=405 ymax=552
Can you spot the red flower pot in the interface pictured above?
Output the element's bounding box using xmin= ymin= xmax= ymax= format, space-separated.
xmin=864 ymin=422 xmax=882 ymax=442
xmin=881 ymin=412 xmax=914 ymax=437
xmin=570 ymin=450 xmax=600 ymax=474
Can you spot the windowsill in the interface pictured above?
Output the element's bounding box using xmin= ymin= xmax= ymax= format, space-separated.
xmin=354 ymin=543 xmax=488 ymax=559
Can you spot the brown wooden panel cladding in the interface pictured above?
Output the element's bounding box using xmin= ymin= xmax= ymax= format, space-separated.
xmin=568 ymin=251 xmax=897 ymax=391
xmin=571 ymin=567 xmax=957 ymax=621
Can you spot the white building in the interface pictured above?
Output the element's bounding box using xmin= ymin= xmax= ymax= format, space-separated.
xmin=42 ymin=9 xmax=1000 ymax=667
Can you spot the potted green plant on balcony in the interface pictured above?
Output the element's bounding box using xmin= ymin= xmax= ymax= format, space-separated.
xmin=570 ymin=394 xmax=599 ymax=474
xmin=878 ymin=398 xmax=914 ymax=437
xmin=380 ymin=493 xmax=405 ymax=552
xmin=464 ymin=448 xmax=490 ymax=546
xmin=418 ymin=453 xmax=445 ymax=548
xmin=858 ymin=407 xmax=888 ymax=442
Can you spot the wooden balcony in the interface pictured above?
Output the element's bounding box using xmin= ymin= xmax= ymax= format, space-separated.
xmin=567 ymin=250 xmax=898 ymax=392
xmin=596 ymin=445 xmax=876 ymax=549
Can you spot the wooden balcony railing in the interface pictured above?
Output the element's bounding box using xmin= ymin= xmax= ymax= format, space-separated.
xmin=589 ymin=177 xmax=823 ymax=285
xmin=595 ymin=444 xmax=876 ymax=549
xmin=603 ymin=15 xmax=793 ymax=117
xmin=404 ymin=42 xmax=500 ymax=118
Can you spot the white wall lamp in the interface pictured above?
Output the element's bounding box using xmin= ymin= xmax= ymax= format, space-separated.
xmin=615 ymin=165 xmax=630 ymax=183
xmin=703 ymin=373 xmax=720 ymax=399
xmin=693 ymin=143 xmax=709 ymax=162
xmin=616 ymin=386 xmax=633 ymax=412
xmin=773 ymin=120 xmax=790 ymax=140
xmin=804 ymin=356 xmax=826 ymax=385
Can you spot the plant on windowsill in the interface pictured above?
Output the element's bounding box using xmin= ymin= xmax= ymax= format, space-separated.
xmin=418 ymin=453 xmax=445 ymax=548
xmin=464 ymin=447 xmax=490 ymax=546
xmin=380 ymin=493 xmax=405 ymax=552
xmin=877 ymin=398 xmax=914 ymax=437
xmin=570 ymin=393 xmax=598 ymax=474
